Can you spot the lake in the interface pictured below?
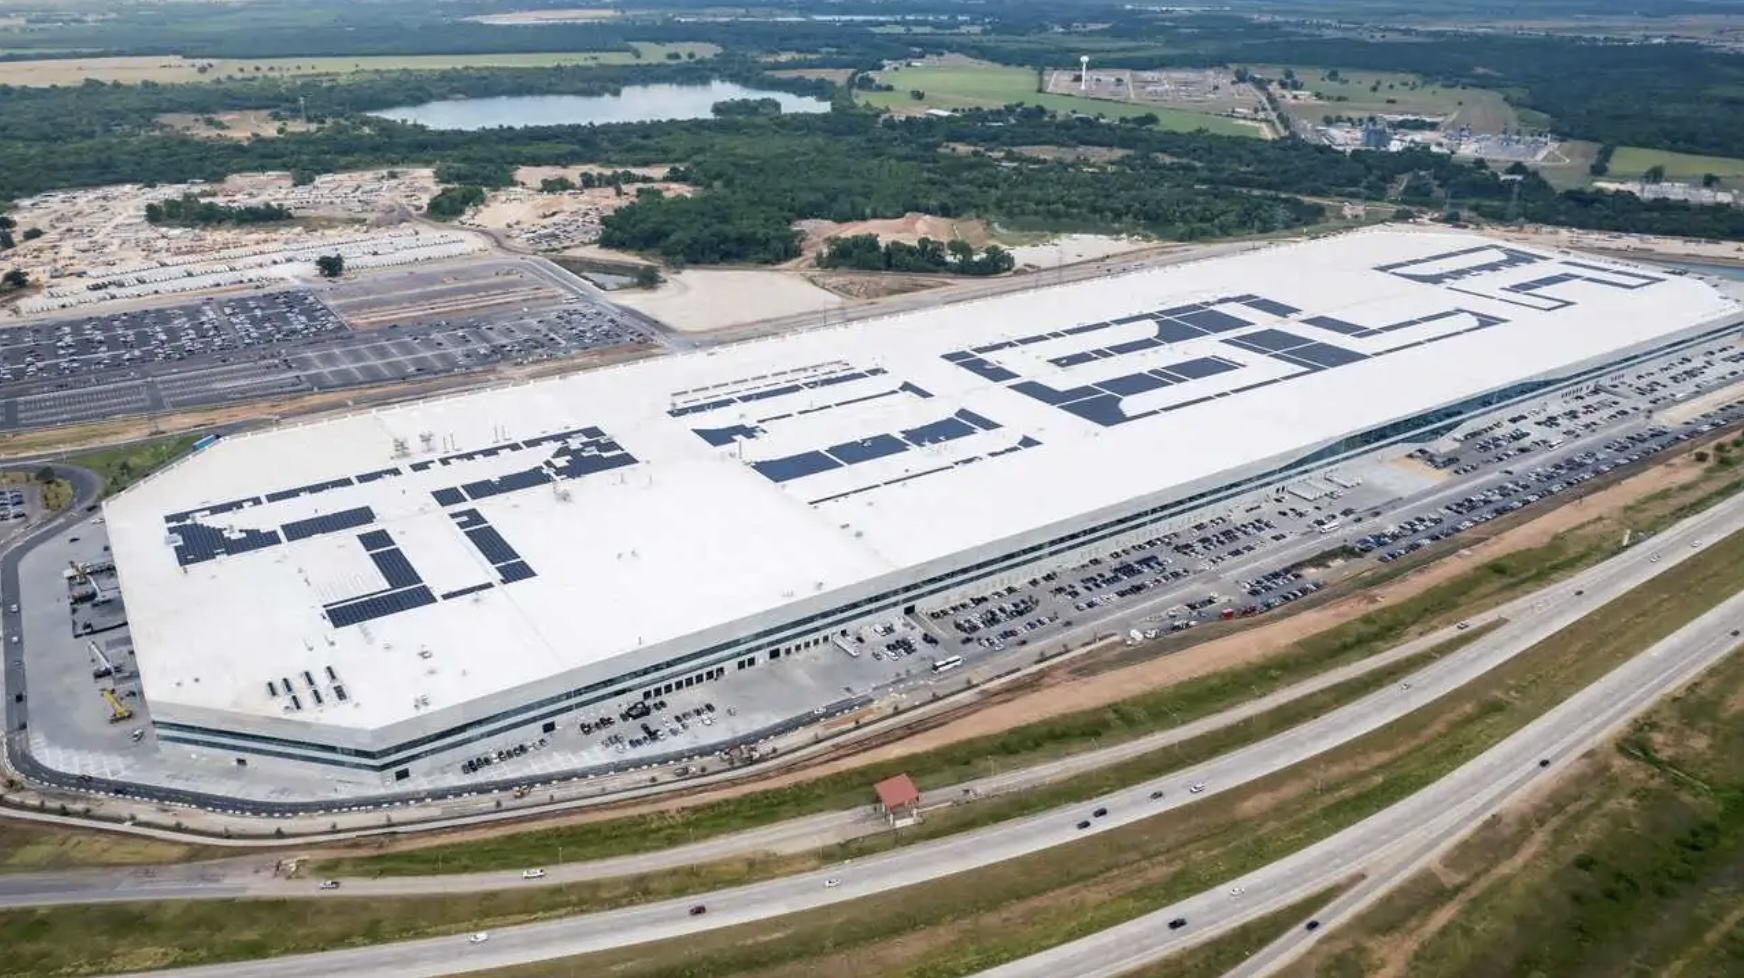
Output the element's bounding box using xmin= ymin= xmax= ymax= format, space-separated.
xmin=373 ymin=81 xmax=830 ymax=130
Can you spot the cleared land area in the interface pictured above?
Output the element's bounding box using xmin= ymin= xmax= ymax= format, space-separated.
xmin=413 ymin=517 xmax=1744 ymax=978
xmin=1608 ymin=145 xmax=1744 ymax=183
xmin=859 ymin=63 xmax=1259 ymax=135
xmin=0 ymin=45 xmax=717 ymax=86
xmin=1256 ymin=65 xmax=1519 ymax=132
xmin=1281 ymin=642 xmax=1744 ymax=978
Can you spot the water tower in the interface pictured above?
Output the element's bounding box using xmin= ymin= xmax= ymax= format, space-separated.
xmin=1079 ymin=55 xmax=1090 ymax=91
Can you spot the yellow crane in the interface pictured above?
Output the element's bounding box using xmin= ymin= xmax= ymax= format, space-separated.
xmin=101 ymin=688 xmax=133 ymax=723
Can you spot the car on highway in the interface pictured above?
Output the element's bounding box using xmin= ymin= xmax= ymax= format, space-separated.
xmin=1076 ymin=819 xmax=1092 ymax=830
xmin=824 ymin=878 xmax=841 ymax=889
xmin=1538 ymin=759 xmax=1551 ymax=768
xmin=1456 ymin=620 xmax=1471 ymax=630
xmin=1149 ymin=789 xmax=1164 ymax=800
xmin=1306 ymin=920 xmax=1321 ymax=932
xmin=318 ymin=880 xmax=341 ymax=890
xmin=521 ymin=868 xmax=546 ymax=880
xmin=1650 ymin=553 xmax=1662 ymax=563
xmin=1228 ymin=886 xmax=1245 ymax=896
xmin=1400 ymin=682 xmax=1412 ymax=690
xmin=1092 ymin=806 xmax=1109 ymax=818
xmin=1189 ymin=783 xmax=1206 ymax=794
xmin=688 ymin=905 xmax=707 ymax=916
xmin=1168 ymin=917 xmax=1187 ymax=930
xmin=468 ymin=933 xmax=489 ymax=945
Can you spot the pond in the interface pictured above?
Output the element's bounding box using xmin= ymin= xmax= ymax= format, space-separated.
xmin=372 ymin=81 xmax=830 ymax=130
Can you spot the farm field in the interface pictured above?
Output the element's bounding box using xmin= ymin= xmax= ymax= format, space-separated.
xmin=860 ymin=63 xmax=1261 ymax=136
xmin=0 ymin=44 xmax=718 ymax=86
xmin=1608 ymin=146 xmax=1744 ymax=184
xmin=1253 ymin=64 xmax=1519 ymax=132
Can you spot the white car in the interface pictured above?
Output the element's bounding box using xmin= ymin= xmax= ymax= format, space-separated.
xmin=824 ymin=878 xmax=841 ymax=889
xmin=1692 ymin=539 xmax=1703 ymax=548
xmin=468 ymin=933 xmax=490 ymax=945
xmin=521 ymin=868 xmax=546 ymax=880
xmin=1229 ymin=886 xmax=1246 ymax=896
xmin=1650 ymin=553 xmax=1662 ymax=563
xmin=1400 ymin=682 xmax=1412 ymax=691
xmin=1189 ymin=783 xmax=1206 ymax=794
xmin=1456 ymin=620 xmax=1471 ymax=630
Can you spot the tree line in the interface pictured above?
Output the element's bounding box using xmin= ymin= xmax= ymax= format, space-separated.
xmin=143 ymin=193 xmax=293 ymax=227
xmin=818 ymin=234 xmax=1016 ymax=276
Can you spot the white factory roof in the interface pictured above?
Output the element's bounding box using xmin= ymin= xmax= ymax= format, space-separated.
xmin=105 ymin=228 xmax=1740 ymax=732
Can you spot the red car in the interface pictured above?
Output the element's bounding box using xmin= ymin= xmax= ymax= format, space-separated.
xmin=688 ymin=905 xmax=707 ymax=916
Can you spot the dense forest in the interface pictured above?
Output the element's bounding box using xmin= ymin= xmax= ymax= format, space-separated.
xmin=3 ymin=1 xmax=1744 ymax=262
xmin=143 ymin=194 xmax=293 ymax=226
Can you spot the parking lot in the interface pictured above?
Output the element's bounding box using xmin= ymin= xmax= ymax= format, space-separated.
xmin=0 ymin=263 xmax=655 ymax=432
xmin=7 ymin=334 xmax=1744 ymax=802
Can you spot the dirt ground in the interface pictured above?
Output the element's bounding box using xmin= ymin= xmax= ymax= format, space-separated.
xmin=610 ymin=269 xmax=847 ymax=332
xmin=804 ymin=271 xmax=949 ymax=300
xmin=156 ymin=111 xmax=315 ymax=141
xmin=795 ymin=213 xmax=991 ymax=258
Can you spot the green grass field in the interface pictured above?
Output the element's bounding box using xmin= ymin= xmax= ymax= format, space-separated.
xmin=860 ymin=63 xmax=1262 ymax=136
xmin=1607 ymin=146 xmax=1744 ymax=184
xmin=1253 ymin=64 xmax=1519 ymax=132
xmin=65 ymin=434 xmax=201 ymax=497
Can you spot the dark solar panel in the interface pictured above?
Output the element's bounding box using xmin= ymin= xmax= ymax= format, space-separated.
xmin=1060 ymin=395 xmax=1135 ymax=427
xmin=1011 ymin=380 xmax=1099 ymax=406
xmin=548 ymin=443 xmax=638 ymax=481
xmin=1159 ymin=304 xmax=1207 ymax=317
xmin=1303 ymin=315 xmax=1369 ymax=337
xmin=900 ymin=417 xmax=976 ymax=446
xmin=1227 ymin=329 xmax=1311 ymax=353
xmin=449 ymin=508 xmax=486 ymax=531
xmin=1152 ymin=320 xmax=1207 ymax=344
xmin=264 ymin=477 xmax=355 ymax=504
xmin=741 ymin=384 xmax=802 ymax=402
xmin=1049 ymin=351 xmax=1100 ymax=368
xmin=669 ymin=398 xmax=735 ymax=417
xmin=441 ymin=582 xmax=495 ymax=600
xmin=827 ymin=433 xmax=908 ymax=465
xmin=464 ymin=526 xmax=523 ymax=566
xmin=956 ymin=409 xmax=1002 ymax=431
xmin=972 ymin=342 xmax=1016 ymax=354
xmin=498 ymin=561 xmax=537 ymax=584
xmin=753 ymin=452 xmax=841 ymax=482
xmin=1063 ymin=322 xmax=1112 ymax=336
xmin=280 ymin=506 xmax=377 ymax=543
xmin=369 ymin=549 xmax=424 ymax=590
xmin=459 ymin=467 xmax=549 ymax=500
xmin=1287 ymin=342 xmax=1370 ymax=368
xmin=1099 ymin=372 xmax=1173 ymax=397
xmin=353 ymin=468 xmax=401 ymax=484
xmin=170 ymin=523 xmax=282 ymax=566
xmin=1177 ymin=309 xmax=1251 ymax=333
xmin=694 ymin=424 xmax=761 ymax=447
xmin=898 ymin=381 xmax=934 ymax=399
xmin=1241 ymin=297 xmax=1301 ymax=317
xmin=163 ymin=496 xmax=260 ymax=526
xmin=325 ymin=586 xmax=437 ymax=628
xmin=951 ymin=357 xmax=1021 ymax=383
xmin=357 ymin=529 xmax=394 ymax=552
xmin=1108 ymin=337 xmax=1162 ymax=356
xmin=1160 ymin=357 xmax=1241 ymax=381
xmin=431 ymin=487 xmax=467 ymax=507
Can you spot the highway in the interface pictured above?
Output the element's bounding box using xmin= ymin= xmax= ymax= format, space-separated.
xmin=976 ymin=568 xmax=1744 ymax=978
xmin=62 ymin=484 xmax=1744 ymax=978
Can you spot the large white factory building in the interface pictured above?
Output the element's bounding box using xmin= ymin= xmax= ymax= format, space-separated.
xmin=103 ymin=228 xmax=1742 ymax=776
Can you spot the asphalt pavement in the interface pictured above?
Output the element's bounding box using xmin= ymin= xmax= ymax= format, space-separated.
xmin=979 ymin=564 xmax=1744 ymax=978
xmin=66 ymin=486 xmax=1744 ymax=978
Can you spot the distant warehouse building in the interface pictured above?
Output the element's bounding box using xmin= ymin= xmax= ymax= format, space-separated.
xmin=103 ymin=228 xmax=1742 ymax=778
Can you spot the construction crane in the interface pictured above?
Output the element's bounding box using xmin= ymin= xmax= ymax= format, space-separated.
xmin=88 ymin=640 xmax=116 ymax=680
xmin=101 ymin=688 xmax=133 ymax=723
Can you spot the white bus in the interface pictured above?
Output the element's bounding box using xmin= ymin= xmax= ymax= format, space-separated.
xmin=931 ymin=655 xmax=965 ymax=674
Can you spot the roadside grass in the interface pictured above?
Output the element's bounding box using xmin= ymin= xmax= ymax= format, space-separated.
xmin=0 ymin=46 xmax=720 ymax=87
xmin=63 ymin=434 xmax=201 ymax=497
xmin=1249 ymin=64 xmax=1518 ymax=131
xmin=428 ymin=522 xmax=1744 ymax=978
xmin=0 ymin=820 xmax=218 ymax=874
xmin=858 ymin=63 xmax=1257 ymax=135
xmin=4 ymin=521 xmax=1740 ymax=976
xmin=313 ymin=449 xmax=1744 ymax=878
xmin=1278 ymin=642 xmax=1744 ymax=978
xmin=1123 ymin=886 xmax=1349 ymax=978
xmin=1608 ymin=145 xmax=1744 ymax=184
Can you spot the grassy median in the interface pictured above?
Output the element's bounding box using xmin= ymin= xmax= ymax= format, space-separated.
xmin=1126 ymin=886 xmax=1349 ymax=978
xmin=1277 ymin=644 xmax=1744 ymax=978
xmin=436 ymin=522 xmax=1744 ymax=978
xmin=0 ymin=820 xmax=219 ymax=874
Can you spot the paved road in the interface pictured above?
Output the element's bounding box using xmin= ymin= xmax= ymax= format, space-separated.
xmin=68 ymin=489 xmax=1744 ymax=977
xmin=978 ymin=573 xmax=1744 ymax=978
